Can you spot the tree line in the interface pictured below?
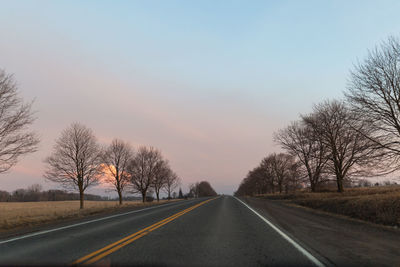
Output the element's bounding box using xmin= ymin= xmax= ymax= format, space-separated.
xmin=188 ymin=181 xmax=218 ymax=198
xmin=236 ymin=36 xmax=400 ymax=196
xmin=0 ymin=69 xmax=182 ymax=209
xmin=0 ymin=68 xmax=220 ymax=209
xmin=0 ymin=184 xmax=109 ymax=202
xmin=44 ymin=123 xmax=182 ymax=208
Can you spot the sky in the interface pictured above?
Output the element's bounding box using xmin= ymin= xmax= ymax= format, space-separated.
xmin=0 ymin=0 xmax=399 ymax=196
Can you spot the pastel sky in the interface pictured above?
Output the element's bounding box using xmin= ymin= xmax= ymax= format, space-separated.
xmin=0 ymin=0 xmax=399 ymax=195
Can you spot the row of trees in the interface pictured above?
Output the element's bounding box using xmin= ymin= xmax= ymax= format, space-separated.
xmin=44 ymin=123 xmax=181 ymax=208
xmin=0 ymin=69 xmax=182 ymax=209
xmin=235 ymin=153 xmax=301 ymax=196
xmin=0 ymin=184 xmax=108 ymax=202
xmin=236 ymin=36 xmax=400 ymax=195
xmin=188 ymin=181 xmax=218 ymax=198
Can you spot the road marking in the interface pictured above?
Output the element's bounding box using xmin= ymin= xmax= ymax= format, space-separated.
xmin=234 ymin=197 xmax=325 ymax=267
xmin=73 ymin=198 xmax=216 ymax=265
xmin=0 ymin=200 xmax=197 ymax=245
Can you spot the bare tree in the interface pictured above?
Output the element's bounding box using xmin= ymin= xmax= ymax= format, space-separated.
xmin=163 ymin=171 xmax=180 ymax=199
xmin=269 ymin=153 xmax=295 ymax=194
xmin=274 ymin=120 xmax=328 ymax=192
xmin=102 ymin=139 xmax=134 ymax=205
xmin=127 ymin=146 xmax=162 ymax=202
xmin=260 ymin=156 xmax=276 ymax=193
xmin=302 ymin=100 xmax=381 ymax=192
xmin=196 ymin=181 xmax=217 ymax=197
xmin=286 ymin=161 xmax=301 ymax=193
xmin=189 ymin=182 xmax=199 ymax=198
xmin=346 ymin=36 xmax=400 ymax=164
xmin=152 ymin=159 xmax=169 ymax=202
xmin=153 ymin=159 xmax=180 ymax=201
xmin=0 ymin=70 xmax=39 ymax=173
xmin=44 ymin=123 xmax=103 ymax=209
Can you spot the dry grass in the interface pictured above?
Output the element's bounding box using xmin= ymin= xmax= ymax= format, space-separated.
xmin=256 ymin=186 xmax=400 ymax=226
xmin=0 ymin=199 xmax=181 ymax=232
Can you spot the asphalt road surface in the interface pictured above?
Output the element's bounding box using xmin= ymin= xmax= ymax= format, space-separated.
xmin=0 ymin=196 xmax=324 ymax=266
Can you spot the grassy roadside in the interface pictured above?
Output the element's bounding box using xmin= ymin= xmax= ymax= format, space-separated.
xmin=255 ymin=186 xmax=400 ymax=227
xmin=0 ymin=199 xmax=182 ymax=232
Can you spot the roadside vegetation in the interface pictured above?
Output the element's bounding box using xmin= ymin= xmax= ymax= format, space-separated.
xmin=254 ymin=186 xmax=400 ymax=226
xmin=235 ymin=35 xmax=400 ymax=227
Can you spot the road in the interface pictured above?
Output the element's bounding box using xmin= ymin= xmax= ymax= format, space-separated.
xmin=0 ymin=196 xmax=323 ymax=266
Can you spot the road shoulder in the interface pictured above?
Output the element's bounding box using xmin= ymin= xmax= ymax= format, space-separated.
xmin=242 ymin=197 xmax=400 ymax=267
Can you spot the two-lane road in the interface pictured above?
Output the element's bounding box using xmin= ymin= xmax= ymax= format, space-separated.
xmin=0 ymin=196 xmax=323 ymax=266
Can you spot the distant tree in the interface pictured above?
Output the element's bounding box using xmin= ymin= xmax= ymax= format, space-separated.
xmin=269 ymin=153 xmax=296 ymax=194
xmin=44 ymin=123 xmax=103 ymax=209
xmin=25 ymin=184 xmax=43 ymax=201
xmin=163 ymin=171 xmax=180 ymax=199
xmin=346 ymin=36 xmax=400 ymax=167
xmin=383 ymin=180 xmax=393 ymax=186
xmin=286 ymin=160 xmax=302 ymax=193
xmin=152 ymin=159 xmax=170 ymax=202
xmin=260 ymin=155 xmax=278 ymax=193
xmin=0 ymin=190 xmax=9 ymax=201
xmin=189 ymin=182 xmax=199 ymax=198
xmin=12 ymin=188 xmax=27 ymax=201
xmin=197 ymin=181 xmax=217 ymax=197
xmin=172 ymin=191 xmax=177 ymax=199
xmin=248 ymin=165 xmax=271 ymax=195
xmin=357 ymin=179 xmax=372 ymax=187
xmin=27 ymin=183 xmax=42 ymax=193
xmin=0 ymin=70 xmax=39 ymax=173
xmin=178 ymin=188 xmax=183 ymax=199
xmin=102 ymin=139 xmax=134 ymax=205
xmin=128 ymin=146 xmax=162 ymax=202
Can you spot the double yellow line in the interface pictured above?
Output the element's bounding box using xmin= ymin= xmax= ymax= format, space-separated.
xmin=73 ymin=198 xmax=216 ymax=265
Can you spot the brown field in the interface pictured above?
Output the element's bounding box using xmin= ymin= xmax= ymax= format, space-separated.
xmin=0 ymin=199 xmax=181 ymax=232
xmin=256 ymin=186 xmax=400 ymax=226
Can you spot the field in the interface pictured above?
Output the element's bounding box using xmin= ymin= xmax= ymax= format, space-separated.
xmin=256 ymin=186 xmax=400 ymax=227
xmin=0 ymin=200 xmax=180 ymax=232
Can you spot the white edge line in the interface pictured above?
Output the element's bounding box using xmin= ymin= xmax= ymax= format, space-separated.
xmin=0 ymin=200 xmax=194 ymax=245
xmin=234 ymin=197 xmax=325 ymax=267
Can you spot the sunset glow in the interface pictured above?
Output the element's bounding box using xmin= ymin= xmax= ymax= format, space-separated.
xmin=1 ymin=1 xmax=399 ymax=195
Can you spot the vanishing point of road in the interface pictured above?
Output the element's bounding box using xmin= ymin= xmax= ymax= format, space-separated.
xmin=0 ymin=196 xmax=325 ymax=266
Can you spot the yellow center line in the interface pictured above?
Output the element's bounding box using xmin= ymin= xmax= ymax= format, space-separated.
xmin=73 ymin=198 xmax=216 ymax=265
xmin=73 ymin=210 xmax=187 ymax=264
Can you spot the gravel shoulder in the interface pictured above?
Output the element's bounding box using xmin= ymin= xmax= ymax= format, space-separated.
xmin=243 ymin=197 xmax=400 ymax=267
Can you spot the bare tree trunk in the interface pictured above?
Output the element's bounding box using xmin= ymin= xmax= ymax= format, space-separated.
xmin=117 ymin=189 xmax=123 ymax=205
xmin=142 ymin=191 xmax=146 ymax=203
xmin=337 ymin=177 xmax=344 ymax=193
xmin=79 ymin=189 xmax=84 ymax=209
xmin=310 ymin=181 xmax=316 ymax=192
xmin=156 ymin=190 xmax=160 ymax=202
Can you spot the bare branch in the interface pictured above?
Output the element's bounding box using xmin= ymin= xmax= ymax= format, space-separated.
xmin=0 ymin=70 xmax=39 ymax=173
